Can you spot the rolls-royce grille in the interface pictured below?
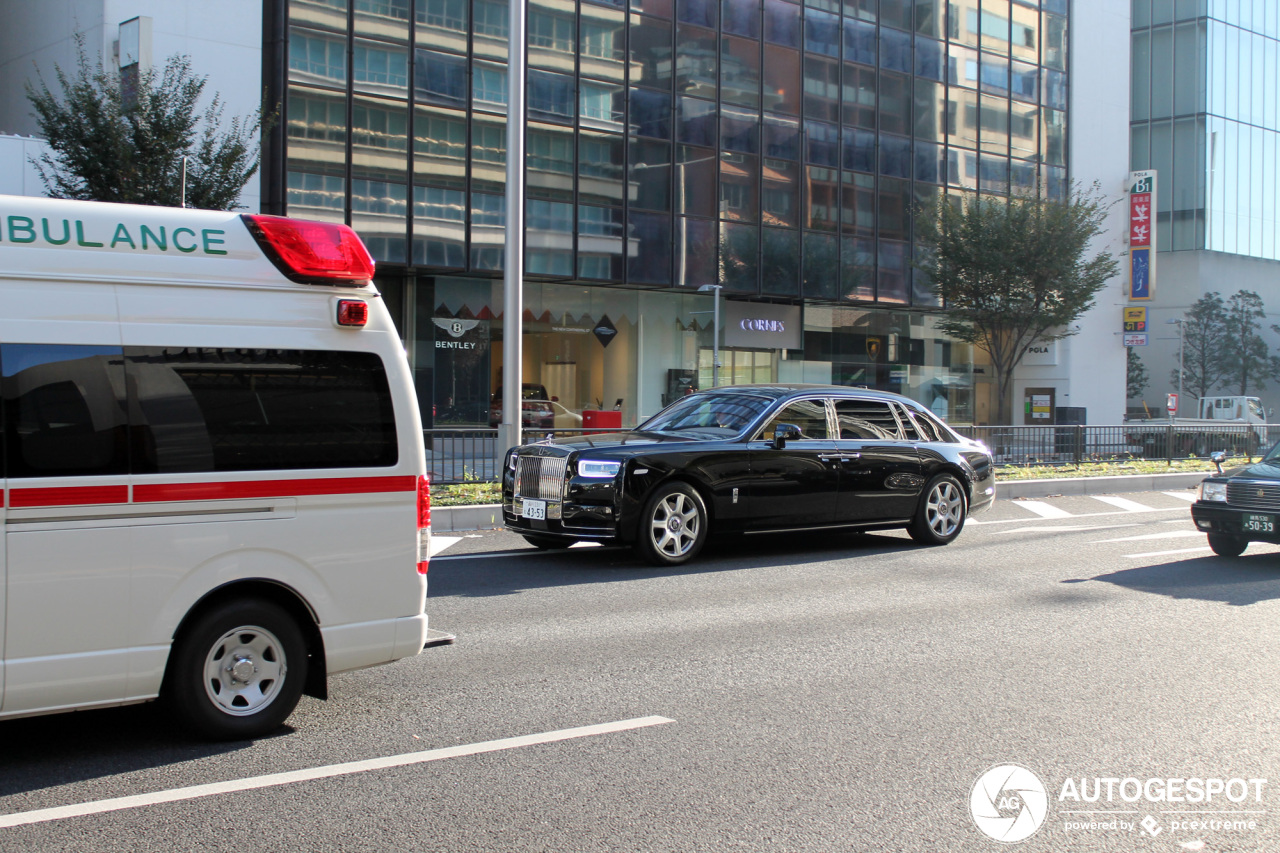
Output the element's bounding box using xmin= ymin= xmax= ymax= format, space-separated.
xmin=515 ymin=455 xmax=568 ymax=500
xmin=1227 ymin=481 xmax=1280 ymax=512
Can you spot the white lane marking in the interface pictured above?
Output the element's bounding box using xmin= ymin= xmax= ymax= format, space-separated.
xmin=1096 ymin=530 xmax=1206 ymax=543
xmin=969 ymin=506 xmax=1188 ymax=526
xmin=429 ymin=535 xmax=462 ymax=558
xmin=1012 ymin=500 xmax=1074 ymax=519
xmin=993 ymin=523 xmax=1141 ymax=536
xmin=1163 ymin=491 xmax=1199 ymax=502
xmin=569 ymin=541 xmax=603 ymax=548
xmin=0 ymin=716 xmax=674 ymax=830
xmin=1126 ymin=546 xmax=1212 ymax=558
xmin=1090 ymin=495 xmax=1156 ymax=513
xmin=433 ymin=545 xmax=627 ymax=561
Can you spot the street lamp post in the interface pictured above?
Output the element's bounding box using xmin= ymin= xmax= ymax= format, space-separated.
xmin=1166 ymin=317 xmax=1184 ymax=419
xmin=696 ymin=284 xmax=722 ymax=387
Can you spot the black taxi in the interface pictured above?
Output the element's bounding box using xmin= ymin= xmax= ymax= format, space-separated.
xmin=1192 ymin=448 xmax=1280 ymax=556
xmin=502 ymin=384 xmax=996 ymax=566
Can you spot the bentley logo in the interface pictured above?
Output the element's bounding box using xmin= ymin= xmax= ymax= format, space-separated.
xmin=432 ymin=317 xmax=481 ymax=338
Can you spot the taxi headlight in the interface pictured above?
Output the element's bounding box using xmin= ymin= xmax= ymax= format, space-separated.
xmin=578 ymin=459 xmax=622 ymax=478
xmin=1200 ymin=481 xmax=1227 ymax=502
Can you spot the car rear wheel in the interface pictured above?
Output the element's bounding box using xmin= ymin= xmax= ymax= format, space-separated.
xmin=908 ymin=474 xmax=967 ymax=546
xmin=637 ymin=483 xmax=707 ymax=566
xmin=1207 ymin=533 xmax=1247 ymax=557
xmin=165 ymin=598 xmax=307 ymax=740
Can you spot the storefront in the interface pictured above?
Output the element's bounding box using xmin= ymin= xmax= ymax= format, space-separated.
xmin=380 ymin=275 xmax=984 ymax=429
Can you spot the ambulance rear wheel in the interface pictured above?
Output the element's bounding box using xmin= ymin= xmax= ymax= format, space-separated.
xmin=165 ymin=598 xmax=307 ymax=740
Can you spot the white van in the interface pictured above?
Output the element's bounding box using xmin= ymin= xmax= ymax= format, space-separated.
xmin=0 ymin=195 xmax=431 ymax=739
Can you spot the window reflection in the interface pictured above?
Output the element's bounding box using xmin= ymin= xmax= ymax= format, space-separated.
xmin=412 ymin=185 xmax=466 ymax=269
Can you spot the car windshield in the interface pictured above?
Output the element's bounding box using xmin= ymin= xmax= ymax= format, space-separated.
xmin=639 ymin=392 xmax=773 ymax=434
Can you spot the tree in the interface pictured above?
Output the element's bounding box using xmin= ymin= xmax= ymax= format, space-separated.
xmin=1175 ymin=292 xmax=1227 ymax=400
xmin=26 ymin=40 xmax=271 ymax=210
xmin=914 ymin=185 xmax=1119 ymax=424
xmin=1126 ymin=347 xmax=1149 ymax=400
xmin=1220 ymin=290 xmax=1269 ymax=395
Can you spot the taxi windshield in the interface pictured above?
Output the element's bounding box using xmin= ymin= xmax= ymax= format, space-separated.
xmin=639 ymin=392 xmax=772 ymax=434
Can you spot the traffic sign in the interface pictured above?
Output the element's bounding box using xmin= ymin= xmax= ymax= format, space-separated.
xmin=1124 ymin=333 xmax=1148 ymax=346
xmin=1167 ymin=392 xmax=1178 ymax=414
xmin=1123 ymin=306 xmax=1147 ymax=332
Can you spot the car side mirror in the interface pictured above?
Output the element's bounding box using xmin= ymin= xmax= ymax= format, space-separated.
xmin=773 ymin=423 xmax=802 ymax=448
xmin=1210 ymin=450 xmax=1227 ymax=475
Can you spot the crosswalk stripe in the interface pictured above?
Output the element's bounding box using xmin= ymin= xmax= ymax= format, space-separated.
xmin=1096 ymin=530 xmax=1204 ymax=543
xmin=1162 ymin=491 xmax=1199 ymax=502
xmin=1090 ymin=495 xmax=1156 ymax=512
xmin=1013 ymin=500 xmax=1074 ymax=519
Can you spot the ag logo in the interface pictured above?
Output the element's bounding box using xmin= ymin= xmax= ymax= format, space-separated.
xmin=432 ymin=317 xmax=481 ymax=339
xmin=970 ymin=765 xmax=1048 ymax=843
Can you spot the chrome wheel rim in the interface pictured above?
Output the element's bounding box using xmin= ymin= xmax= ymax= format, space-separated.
xmin=649 ymin=492 xmax=701 ymax=558
xmin=203 ymin=625 xmax=288 ymax=716
xmin=926 ymin=481 xmax=963 ymax=538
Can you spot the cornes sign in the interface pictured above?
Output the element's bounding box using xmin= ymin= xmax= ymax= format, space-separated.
xmin=724 ymin=301 xmax=802 ymax=350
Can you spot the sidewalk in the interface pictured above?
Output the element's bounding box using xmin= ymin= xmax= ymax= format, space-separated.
xmin=429 ymin=471 xmax=1210 ymax=533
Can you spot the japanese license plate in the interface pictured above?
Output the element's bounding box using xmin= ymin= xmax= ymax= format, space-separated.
xmin=521 ymin=499 xmax=547 ymax=520
xmin=1243 ymin=513 xmax=1275 ymax=533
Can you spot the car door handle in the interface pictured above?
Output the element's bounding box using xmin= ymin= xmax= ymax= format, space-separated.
xmin=819 ymin=453 xmax=862 ymax=461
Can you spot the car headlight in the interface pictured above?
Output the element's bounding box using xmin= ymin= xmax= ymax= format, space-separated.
xmin=507 ymin=450 xmax=518 ymax=470
xmin=577 ymin=459 xmax=622 ymax=478
xmin=1200 ymin=481 xmax=1227 ymax=502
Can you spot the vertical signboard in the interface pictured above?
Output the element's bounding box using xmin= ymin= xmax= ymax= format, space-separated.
xmin=1128 ymin=170 xmax=1156 ymax=301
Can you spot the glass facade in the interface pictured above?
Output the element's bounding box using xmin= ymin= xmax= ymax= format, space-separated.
xmin=274 ymin=0 xmax=1068 ymax=427
xmin=1131 ymin=0 xmax=1280 ymax=258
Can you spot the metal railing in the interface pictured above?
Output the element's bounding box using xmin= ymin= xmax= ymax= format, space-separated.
xmin=424 ymin=423 xmax=1280 ymax=483
xmin=956 ymin=423 xmax=1278 ymax=467
xmin=423 ymin=427 xmax=630 ymax=484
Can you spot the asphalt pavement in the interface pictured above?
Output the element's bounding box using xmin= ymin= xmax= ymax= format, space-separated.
xmin=2 ymin=486 xmax=1279 ymax=853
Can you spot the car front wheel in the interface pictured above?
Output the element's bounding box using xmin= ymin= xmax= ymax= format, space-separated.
xmin=1207 ymin=533 xmax=1247 ymax=557
xmin=637 ymin=482 xmax=708 ymax=566
xmin=908 ymin=474 xmax=967 ymax=545
xmin=165 ymin=598 xmax=308 ymax=740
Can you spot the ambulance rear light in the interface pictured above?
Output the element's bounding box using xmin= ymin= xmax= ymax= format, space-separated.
xmin=336 ymin=299 xmax=369 ymax=326
xmin=241 ymin=214 xmax=375 ymax=285
xmin=417 ymin=474 xmax=431 ymax=575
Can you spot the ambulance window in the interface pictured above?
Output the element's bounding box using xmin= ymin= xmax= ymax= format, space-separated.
xmin=126 ymin=348 xmax=398 ymax=472
xmin=2 ymin=344 xmax=130 ymax=478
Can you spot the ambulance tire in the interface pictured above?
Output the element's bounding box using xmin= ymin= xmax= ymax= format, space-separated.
xmin=165 ymin=598 xmax=308 ymax=740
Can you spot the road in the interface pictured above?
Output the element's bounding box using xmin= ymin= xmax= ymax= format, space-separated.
xmin=3 ymin=487 xmax=1280 ymax=852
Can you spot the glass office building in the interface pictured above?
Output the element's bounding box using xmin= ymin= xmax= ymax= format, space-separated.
xmin=1131 ymin=0 xmax=1280 ymax=258
xmin=267 ymin=0 xmax=1070 ymax=427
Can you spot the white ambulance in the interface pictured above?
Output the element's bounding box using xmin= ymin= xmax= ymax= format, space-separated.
xmin=0 ymin=195 xmax=431 ymax=739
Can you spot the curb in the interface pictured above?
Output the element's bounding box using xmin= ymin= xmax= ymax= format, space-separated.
xmin=995 ymin=471 xmax=1207 ymax=500
xmin=430 ymin=472 xmax=1212 ymax=533
xmin=431 ymin=504 xmax=503 ymax=533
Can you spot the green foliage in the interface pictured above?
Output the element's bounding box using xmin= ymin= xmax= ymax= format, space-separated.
xmin=914 ymin=185 xmax=1119 ymax=424
xmin=1219 ymin=290 xmax=1269 ymax=395
xmin=1126 ymin=347 xmax=1149 ymax=400
xmin=1175 ymin=292 xmax=1227 ymax=400
xmin=26 ymin=39 xmax=272 ymax=210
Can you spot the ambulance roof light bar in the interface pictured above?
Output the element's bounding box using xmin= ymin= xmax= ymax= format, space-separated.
xmin=241 ymin=214 xmax=375 ymax=285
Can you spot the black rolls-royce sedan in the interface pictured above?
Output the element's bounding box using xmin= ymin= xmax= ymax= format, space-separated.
xmin=502 ymin=384 xmax=996 ymax=566
xmin=1191 ymin=447 xmax=1280 ymax=556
